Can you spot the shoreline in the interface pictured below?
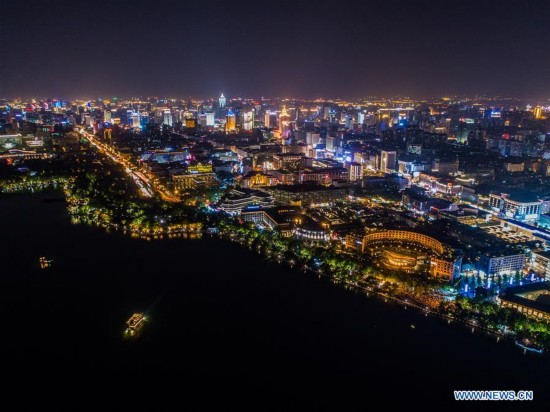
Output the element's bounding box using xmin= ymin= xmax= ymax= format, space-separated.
xmin=3 ymin=190 xmax=548 ymax=355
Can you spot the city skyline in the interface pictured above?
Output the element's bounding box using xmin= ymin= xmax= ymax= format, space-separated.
xmin=2 ymin=0 xmax=550 ymax=405
xmin=2 ymin=0 xmax=549 ymax=99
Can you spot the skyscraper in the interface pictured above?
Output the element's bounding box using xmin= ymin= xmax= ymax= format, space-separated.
xmin=131 ymin=112 xmax=140 ymax=128
xmin=533 ymin=106 xmax=543 ymax=120
xmin=206 ymin=112 xmax=215 ymax=127
xmin=243 ymin=110 xmax=254 ymax=131
xmin=226 ymin=110 xmax=236 ymax=133
xmin=264 ymin=111 xmax=271 ymax=128
xmin=140 ymin=112 xmax=149 ymax=128
xmin=347 ymin=162 xmax=364 ymax=182
xmin=219 ymin=93 xmax=226 ymax=109
xmin=163 ymin=111 xmax=173 ymax=126
xmin=357 ymin=111 xmax=365 ymax=125
xmin=279 ymin=106 xmax=291 ymax=138
xmin=380 ymin=150 xmax=397 ymax=173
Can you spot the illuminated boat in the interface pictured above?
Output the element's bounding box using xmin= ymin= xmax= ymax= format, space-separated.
xmin=39 ymin=257 xmax=54 ymax=269
xmin=124 ymin=313 xmax=147 ymax=338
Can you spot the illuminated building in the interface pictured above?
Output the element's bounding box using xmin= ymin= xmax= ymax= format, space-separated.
xmin=292 ymin=215 xmax=330 ymax=242
xmin=358 ymin=229 xmax=462 ymax=280
xmin=272 ymin=153 xmax=304 ymax=170
xmin=217 ymin=189 xmax=274 ymax=214
xmin=241 ymin=206 xmax=299 ymax=236
xmin=173 ymin=172 xmax=217 ymax=191
xmin=478 ymin=252 xmax=525 ymax=276
xmin=140 ymin=112 xmax=149 ymax=128
xmin=243 ymin=110 xmax=254 ymax=131
xmin=497 ymin=282 xmax=550 ymax=321
xmin=380 ymin=150 xmax=396 ymax=173
xmin=418 ymin=172 xmax=463 ymax=196
xmin=206 ymin=112 xmax=215 ymax=126
xmin=530 ymin=250 xmax=550 ymax=280
xmin=357 ymin=111 xmax=365 ymax=125
xmin=533 ymin=106 xmax=543 ymax=119
xmin=489 ymin=192 xmax=541 ymax=222
xmin=84 ymin=114 xmax=94 ymax=127
xmin=219 ymin=93 xmax=226 ymax=108
xmin=279 ymin=105 xmax=291 ymax=138
xmin=187 ymin=163 xmax=213 ymax=174
xmin=345 ymin=115 xmax=353 ymax=129
xmin=264 ymin=111 xmax=271 ymax=128
xmin=131 ymin=112 xmax=140 ymax=128
xmin=322 ymin=106 xmax=330 ymax=120
xmin=241 ymin=171 xmax=278 ymax=189
xmin=185 ymin=118 xmax=197 ymax=130
xmin=0 ymin=134 xmax=22 ymax=149
xmin=298 ymin=167 xmax=348 ymax=184
xmin=225 ymin=110 xmax=236 ymax=133
xmin=163 ymin=111 xmax=173 ymax=126
xmin=103 ymin=110 xmax=112 ymax=122
xmin=305 ymin=132 xmax=321 ymax=147
xmin=382 ymin=250 xmax=417 ymax=270
xmin=265 ymin=184 xmax=346 ymax=207
xmin=347 ymin=162 xmax=363 ymax=182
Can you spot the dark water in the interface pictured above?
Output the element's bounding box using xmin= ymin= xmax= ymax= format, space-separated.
xmin=1 ymin=193 xmax=549 ymax=408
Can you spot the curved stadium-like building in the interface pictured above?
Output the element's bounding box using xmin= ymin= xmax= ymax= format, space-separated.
xmin=359 ymin=229 xmax=462 ymax=281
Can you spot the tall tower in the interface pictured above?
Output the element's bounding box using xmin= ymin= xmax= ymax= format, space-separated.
xmin=243 ymin=110 xmax=254 ymax=131
xmin=225 ymin=110 xmax=236 ymax=133
xmin=131 ymin=112 xmax=140 ymax=128
xmin=219 ymin=93 xmax=226 ymax=109
xmin=533 ymin=106 xmax=543 ymax=120
xmin=380 ymin=150 xmax=397 ymax=173
xmin=264 ymin=111 xmax=271 ymax=128
xmin=279 ymin=105 xmax=290 ymax=138
xmin=163 ymin=111 xmax=173 ymax=126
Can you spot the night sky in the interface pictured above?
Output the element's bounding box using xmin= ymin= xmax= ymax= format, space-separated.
xmin=1 ymin=0 xmax=549 ymax=99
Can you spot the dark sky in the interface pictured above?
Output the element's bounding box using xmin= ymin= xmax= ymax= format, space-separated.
xmin=1 ymin=0 xmax=549 ymax=99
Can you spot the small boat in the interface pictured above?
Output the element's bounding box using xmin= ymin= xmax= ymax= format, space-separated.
xmin=124 ymin=313 xmax=147 ymax=338
xmin=39 ymin=257 xmax=54 ymax=269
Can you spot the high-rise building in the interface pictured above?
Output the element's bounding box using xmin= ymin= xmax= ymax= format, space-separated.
xmin=206 ymin=112 xmax=215 ymax=127
xmin=306 ymin=132 xmax=321 ymax=147
xmin=219 ymin=93 xmax=226 ymax=109
xmin=345 ymin=115 xmax=353 ymax=129
xmin=264 ymin=111 xmax=271 ymax=128
xmin=185 ymin=118 xmax=198 ymax=130
xmin=326 ymin=136 xmax=335 ymax=152
xmin=226 ymin=110 xmax=236 ymax=133
xmin=131 ymin=112 xmax=140 ymax=128
xmin=357 ymin=111 xmax=365 ymax=125
xmin=243 ymin=110 xmax=254 ymax=131
xmin=140 ymin=112 xmax=149 ymax=128
xmin=103 ymin=110 xmax=112 ymax=123
xmin=163 ymin=111 xmax=173 ymax=126
xmin=84 ymin=114 xmax=94 ymax=127
xmin=380 ymin=150 xmax=397 ymax=173
xmin=533 ymin=106 xmax=543 ymax=120
xmin=279 ymin=106 xmax=291 ymax=137
xmin=323 ymin=106 xmax=330 ymax=120
xmin=347 ymin=162 xmax=364 ymax=182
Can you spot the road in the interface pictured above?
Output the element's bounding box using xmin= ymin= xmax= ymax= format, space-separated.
xmin=77 ymin=128 xmax=180 ymax=202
